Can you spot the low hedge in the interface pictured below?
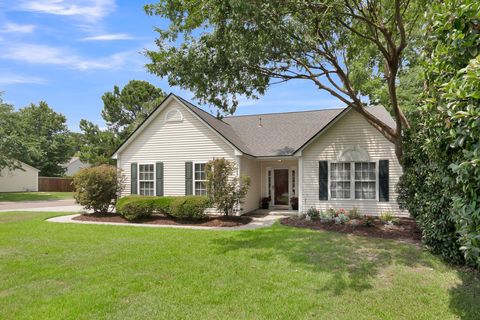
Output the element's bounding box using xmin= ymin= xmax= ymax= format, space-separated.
xmin=169 ymin=196 xmax=210 ymax=220
xmin=116 ymin=195 xmax=209 ymax=221
xmin=116 ymin=196 xmax=176 ymax=221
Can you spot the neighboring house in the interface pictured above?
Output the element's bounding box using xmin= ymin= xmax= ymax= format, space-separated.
xmin=112 ymin=94 xmax=405 ymax=216
xmin=62 ymin=157 xmax=90 ymax=176
xmin=0 ymin=161 xmax=39 ymax=192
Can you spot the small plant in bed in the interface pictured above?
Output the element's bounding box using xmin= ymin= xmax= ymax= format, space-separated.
xmin=363 ymin=215 xmax=375 ymax=227
xmin=379 ymin=212 xmax=400 ymax=226
xmin=348 ymin=207 xmax=361 ymax=220
xmin=319 ymin=210 xmax=334 ymax=223
xmin=334 ymin=213 xmax=349 ymax=225
xmin=306 ymin=207 xmax=320 ymax=220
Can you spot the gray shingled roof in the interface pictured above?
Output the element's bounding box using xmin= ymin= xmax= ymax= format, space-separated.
xmin=223 ymin=109 xmax=344 ymax=156
xmin=176 ymin=95 xmax=395 ymax=157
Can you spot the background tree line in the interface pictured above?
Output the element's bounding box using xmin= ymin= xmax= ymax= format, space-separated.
xmin=0 ymin=80 xmax=166 ymax=176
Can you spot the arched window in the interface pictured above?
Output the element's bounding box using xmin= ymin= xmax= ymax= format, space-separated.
xmin=336 ymin=145 xmax=369 ymax=162
xmin=165 ymin=108 xmax=183 ymax=122
xmin=330 ymin=146 xmax=376 ymax=200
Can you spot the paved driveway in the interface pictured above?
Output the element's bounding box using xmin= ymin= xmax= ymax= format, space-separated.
xmin=0 ymin=199 xmax=84 ymax=212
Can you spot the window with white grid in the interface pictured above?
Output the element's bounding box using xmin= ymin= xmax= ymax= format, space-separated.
xmin=139 ymin=164 xmax=155 ymax=196
xmin=355 ymin=162 xmax=376 ymax=199
xmin=330 ymin=162 xmax=351 ymax=199
xmin=194 ymin=163 xmax=207 ymax=196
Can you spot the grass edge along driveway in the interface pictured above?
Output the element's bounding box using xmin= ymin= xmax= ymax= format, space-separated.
xmin=0 ymin=192 xmax=73 ymax=202
xmin=0 ymin=211 xmax=478 ymax=320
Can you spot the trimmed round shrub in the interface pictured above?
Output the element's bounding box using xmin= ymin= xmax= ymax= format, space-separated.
xmin=73 ymin=165 xmax=124 ymax=213
xmin=170 ymin=196 xmax=209 ymax=220
xmin=116 ymin=196 xmax=176 ymax=221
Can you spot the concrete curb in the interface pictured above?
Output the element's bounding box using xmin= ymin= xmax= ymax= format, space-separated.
xmin=46 ymin=214 xmax=287 ymax=231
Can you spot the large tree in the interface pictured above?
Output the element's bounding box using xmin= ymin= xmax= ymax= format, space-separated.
xmin=101 ymin=80 xmax=166 ymax=140
xmin=16 ymin=102 xmax=73 ymax=176
xmin=78 ymin=120 xmax=119 ymax=166
xmin=145 ymin=0 xmax=425 ymax=160
xmin=79 ymin=80 xmax=166 ymax=165
xmin=0 ymin=94 xmax=22 ymax=172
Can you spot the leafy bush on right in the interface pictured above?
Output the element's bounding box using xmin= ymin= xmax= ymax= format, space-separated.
xmin=398 ymin=1 xmax=480 ymax=268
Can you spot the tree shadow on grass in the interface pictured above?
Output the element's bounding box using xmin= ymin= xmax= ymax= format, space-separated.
xmin=212 ymin=224 xmax=437 ymax=295
xmin=448 ymin=269 xmax=480 ymax=320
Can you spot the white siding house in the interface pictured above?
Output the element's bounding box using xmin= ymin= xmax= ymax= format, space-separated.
xmin=113 ymin=94 xmax=405 ymax=216
xmin=62 ymin=157 xmax=90 ymax=176
xmin=115 ymin=98 xmax=237 ymax=197
xmin=0 ymin=161 xmax=39 ymax=192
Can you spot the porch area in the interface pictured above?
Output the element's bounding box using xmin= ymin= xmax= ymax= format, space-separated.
xmin=239 ymin=157 xmax=301 ymax=214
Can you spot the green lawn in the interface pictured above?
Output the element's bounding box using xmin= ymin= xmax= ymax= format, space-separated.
xmin=0 ymin=192 xmax=73 ymax=202
xmin=0 ymin=211 xmax=478 ymax=320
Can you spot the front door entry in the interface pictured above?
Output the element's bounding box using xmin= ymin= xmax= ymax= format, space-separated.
xmin=274 ymin=169 xmax=289 ymax=206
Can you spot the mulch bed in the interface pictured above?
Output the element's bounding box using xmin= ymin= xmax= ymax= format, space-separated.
xmin=73 ymin=213 xmax=252 ymax=227
xmin=281 ymin=217 xmax=422 ymax=243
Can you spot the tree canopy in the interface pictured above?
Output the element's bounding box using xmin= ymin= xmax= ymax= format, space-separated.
xmin=145 ymin=0 xmax=426 ymax=160
xmin=79 ymin=80 xmax=166 ymax=165
xmin=0 ymin=94 xmax=22 ymax=172
xmin=16 ymin=102 xmax=73 ymax=176
xmin=101 ymin=80 xmax=166 ymax=140
xmin=0 ymin=98 xmax=74 ymax=176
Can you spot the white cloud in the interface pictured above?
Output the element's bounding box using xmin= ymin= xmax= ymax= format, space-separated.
xmin=81 ymin=33 xmax=135 ymax=41
xmin=0 ymin=43 xmax=139 ymax=71
xmin=0 ymin=22 xmax=36 ymax=33
xmin=0 ymin=73 xmax=46 ymax=84
xmin=19 ymin=0 xmax=116 ymax=22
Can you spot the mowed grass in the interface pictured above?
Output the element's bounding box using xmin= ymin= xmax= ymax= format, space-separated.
xmin=0 ymin=192 xmax=73 ymax=202
xmin=0 ymin=212 xmax=478 ymax=320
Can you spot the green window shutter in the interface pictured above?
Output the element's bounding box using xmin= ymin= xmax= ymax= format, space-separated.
xmin=379 ymin=160 xmax=389 ymax=202
xmin=131 ymin=163 xmax=138 ymax=195
xmin=319 ymin=161 xmax=328 ymax=200
xmin=185 ymin=162 xmax=193 ymax=195
xmin=156 ymin=162 xmax=164 ymax=196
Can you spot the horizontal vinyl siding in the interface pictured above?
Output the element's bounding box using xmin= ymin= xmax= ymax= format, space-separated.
xmin=0 ymin=166 xmax=38 ymax=192
xmin=118 ymin=100 xmax=236 ymax=196
xmin=302 ymin=110 xmax=406 ymax=216
xmin=240 ymin=156 xmax=261 ymax=213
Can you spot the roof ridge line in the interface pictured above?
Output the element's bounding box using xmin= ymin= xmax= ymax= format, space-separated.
xmin=224 ymin=107 xmax=346 ymax=118
xmin=172 ymin=94 xmax=348 ymax=119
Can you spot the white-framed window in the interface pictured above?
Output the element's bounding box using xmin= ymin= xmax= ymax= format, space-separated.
xmin=330 ymin=162 xmax=351 ymax=199
xmin=194 ymin=163 xmax=207 ymax=196
xmin=139 ymin=164 xmax=155 ymax=196
xmin=355 ymin=162 xmax=376 ymax=200
xmin=329 ymin=161 xmax=377 ymax=200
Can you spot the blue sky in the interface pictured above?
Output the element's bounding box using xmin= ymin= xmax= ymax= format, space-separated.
xmin=0 ymin=0 xmax=345 ymax=131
